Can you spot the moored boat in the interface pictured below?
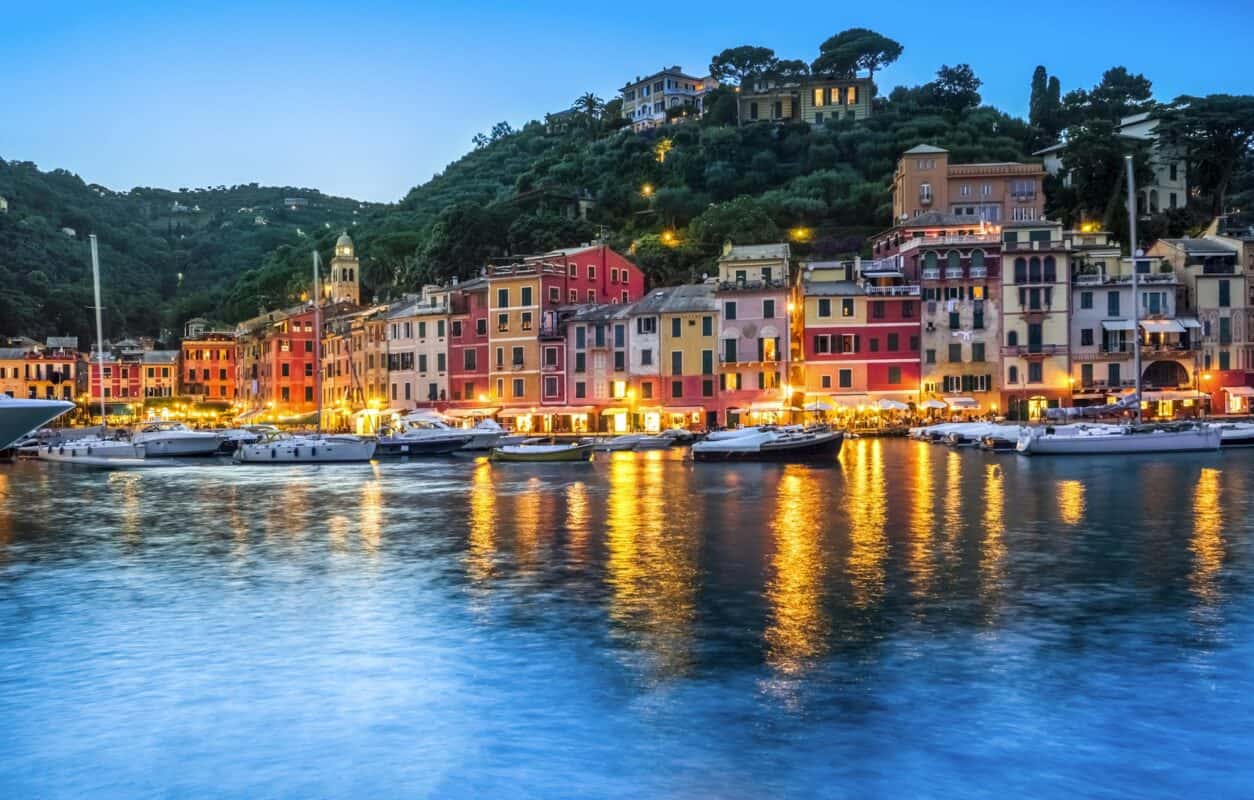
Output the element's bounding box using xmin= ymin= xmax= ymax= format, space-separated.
xmin=235 ymin=433 xmax=377 ymax=463
xmin=489 ymin=442 xmax=594 ymax=462
xmin=1212 ymin=421 xmax=1254 ymax=447
xmin=0 ymin=396 xmax=75 ymax=452
xmin=692 ymin=428 xmax=843 ymax=462
xmin=131 ymin=422 xmax=224 ymax=457
xmin=1016 ymin=423 xmax=1220 ymax=455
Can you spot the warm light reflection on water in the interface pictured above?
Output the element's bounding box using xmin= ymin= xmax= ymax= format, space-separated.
xmin=1058 ymin=480 xmax=1086 ymax=526
xmin=514 ymin=476 xmax=543 ymax=571
xmin=0 ymin=471 xmax=10 ymax=557
xmin=765 ymin=467 xmax=827 ymax=674
xmin=359 ymin=479 xmax=382 ymax=553
xmin=565 ymin=481 xmax=589 ymax=559
xmin=1191 ymin=467 xmax=1224 ymax=606
xmin=909 ymin=442 xmax=936 ymax=600
xmin=980 ymin=463 xmax=1006 ymax=614
xmin=466 ymin=462 xmax=496 ymax=584
xmin=109 ymin=471 xmax=143 ymax=544
xmin=943 ymin=450 xmax=963 ymax=545
xmin=846 ymin=439 xmax=887 ymax=608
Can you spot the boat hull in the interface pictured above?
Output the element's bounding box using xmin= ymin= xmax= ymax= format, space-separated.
xmin=133 ymin=435 xmax=223 ymax=457
xmin=1017 ymin=428 xmax=1221 ymax=455
xmin=0 ymin=400 xmax=75 ymax=451
xmin=489 ymin=444 xmax=594 ymax=463
xmin=376 ymin=435 xmax=472 ymax=456
xmin=236 ymin=439 xmax=376 ymax=463
xmin=693 ymin=432 xmax=844 ymax=462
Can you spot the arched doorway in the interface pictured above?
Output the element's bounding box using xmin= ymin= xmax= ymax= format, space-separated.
xmin=1142 ymin=360 xmax=1189 ymax=389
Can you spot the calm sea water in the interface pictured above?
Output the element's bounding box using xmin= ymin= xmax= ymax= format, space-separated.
xmin=0 ymin=440 xmax=1250 ymax=798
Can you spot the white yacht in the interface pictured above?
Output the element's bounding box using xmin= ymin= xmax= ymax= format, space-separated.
xmin=235 ymin=432 xmax=376 ymax=463
xmin=131 ymin=422 xmax=224 ymax=456
xmin=0 ymin=397 xmax=75 ymax=451
xmin=392 ymin=411 xmax=501 ymax=451
xmin=693 ymin=428 xmax=843 ymax=462
xmin=1212 ymin=421 xmax=1254 ymax=447
xmin=1017 ymin=423 xmax=1220 ymax=455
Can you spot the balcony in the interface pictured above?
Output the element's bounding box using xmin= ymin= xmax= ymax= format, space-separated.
xmin=539 ymin=324 xmax=562 ymax=339
xmin=863 ymin=284 xmax=920 ymax=296
xmin=1001 ymin=344 xmax=1067 ymax=358
xmin=943 ymin=268 xmax=964 ymax=279
xmin=922 ymin=268 xmax=940 ymax=280
xmin=969 ymin=266 xmax=988 ymax=279
xmin=1071 ymin=349 xmax=1130 ymax=362
xmin=1142 ymin=344 xmax=1198 ymax=359
xmin=898 ymin=234 xmax=1000 ymax=254
xmin=541 ymin=362 xmax=562 ymax=373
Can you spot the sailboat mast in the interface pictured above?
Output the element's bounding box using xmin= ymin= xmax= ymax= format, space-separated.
xmin=89 ymin=235 xmax=108 ymax=429
xmin=313 ymin=251 xmax=323 ymax=433
xmin=1125 ymin=155 xmax=1142 ymax=425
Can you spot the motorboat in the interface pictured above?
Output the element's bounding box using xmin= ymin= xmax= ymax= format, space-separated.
xmin=392 ymin=411 xmax=502 ymax=451
xmin=130 ymin=422 xmax=224 ymax=457
xmin=943 ymin=422 xmax=1005 ymax=448
xmin=489 ymin=442 xmax=594 ymax=463
xmin=660 ymin=428 xmax=696 ymax=444
xmin=1211 ymin=421 xmax=1254 ymax=447
xmin=979 ymin=428 xmax=1022 ymax=453
xmin=1016 ymin=423 xmax=1221 ymax=455
xmin=632 ymin=434 xmax=674 ymax=451
xmin=0 ymin=396 xmax=75 ymax=451
xmin=692 ymin=428 xmax=843 ymax=462
xmin=215 ymin=425 xmax=280 ymax=453
xmin=376 ymin=425 xmax=473 ymax=457
xmin=704 ymin=425 xmax=802 ymax=442
xmin=37 ymin=436 xmax=145 ymax=463
xmin=589 ymin=435 xmax=643 ymax=452
xmin=235 ymin=433 xmax=376 ymax=463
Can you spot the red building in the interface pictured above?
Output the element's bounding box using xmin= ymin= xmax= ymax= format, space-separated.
xmin=526 ymin=244 xmax=647 ymax=305
xmin=89 ymin=354 xmax=143 ymax=403
xmin=447 ymin=277 xmax=490 ymax=407
xmin=182 ymin=332 xmax=238 ymax=402
xmin=264 ymin=307 xmax=319 ymax=412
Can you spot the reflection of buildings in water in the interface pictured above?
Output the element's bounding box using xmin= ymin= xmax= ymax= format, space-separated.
xmin=846 ymin=439 xmax=887 ymax=609
xmin=108 ymin=471 xmax=143 ymax=543
xmin=605 ymin=453 xmax=697 ymax=678
xmin=0 ymin=472 xmax=10 ymax=556
xmin=1057 ymin=480 xmax=1085 ymax=526
xmin=359 ymin=480 xmax=383 ymax=553
xmin=512 ymin=476 xmax=545 ymax=570
xmin=979 ymin=463 xmax=1006 ymax=611
xmin=942 ymin=450 xmax=963 ymax=546
xmin=466 ymin=462 xmax=497 ymax=584
xmin=908 ymin=441 xmax=937 ymax=600
xmin=1190 ymin=467 xmax=1224 ymax=606
xmin=274 ymin=479 xmax=309 ymax=542
xmin=765 ymin=467 xmax=827 ymax=674
xmin=565 ymin=481 xmax=590 ymax=562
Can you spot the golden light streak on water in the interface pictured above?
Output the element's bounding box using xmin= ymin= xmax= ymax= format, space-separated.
xmin=359 ymin=479 xmax=382 ymax=553
xmin=0 ymin=471 xmax=10 ymax=558
xmin=1191 ymin=467 xmax=1224 ymax=606
xmin=980 ymin=463 xmax=1006 ymax=613
xmin=109 ymin=471 xmax=143 ymax=544
xmin=943 ymin=449 xmax=963 ymax=545
xmin=765 ymin=467 xmax=827 ymax=675
xmin=466 ymin=461 xmax=496 ymax=584
xmin=909 ymin=441 xmax=936 ymax=600
xmin=564 ymin=481 xmax=589 ymax=559
xmin=847 ymin=438 xmax=887 ymax=609
xmin=513 ymin=476 xmax=543 ymax=570
xmin=1057 ymin=480 xmax=1086 ymax=526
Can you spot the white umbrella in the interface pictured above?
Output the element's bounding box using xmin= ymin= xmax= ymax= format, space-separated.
xmin=877 ymin=399 xmax=909 ymax=411
xmin=803 ymin=400 xmax=834 ymax=412
xmin=921 ymin=399 xmax=947 ymax=410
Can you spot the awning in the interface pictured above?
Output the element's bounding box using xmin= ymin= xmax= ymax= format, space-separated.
xmin=444 ymin=407 xmax=499 ymax=418
xmin=1071 ymin=392 xmax=1107 ymax=400
xmin=278 ymin=411 xmax=318 ymax=425
xmin=877 ymin=398 xmax=910 ymax=411
xmin=351 ymin=406 xmax=408 ymax=418
xmin=541 ymin=406 xmax=595 ymax=415
xmin=599 ymin=406 xmax=629 ymax=416
xmin=748 ymin=401 xmax=800 ymax=412
xmin=921 ymin=399 xmax=948 ymax=410
xmin=1139 ymin=319 xmax=1185 ymax=334
xmin=831 ymin=394 xmax=871 ymax=408
xmin=1142 ymin=390 xmax=1205 ymax=401
xmin=1223 ymin=386 xmax=1254 ymax=397
xmin=662 ymin=406 xmax=706 ymax=415
xmin=803 ymin=399 xmax=833 ymax=412
xmin=944 ymin=396 xmax=979 ymax=408
xmin=235 ymin=408 xmax=264 ymax=421
xmin=1101 ymin=320 xmax=1135 ymax=331
xmin=1179 ymin=318 xmax=1203 ymax=329
xmin=497 ymin=408 xmax=534 ymax=419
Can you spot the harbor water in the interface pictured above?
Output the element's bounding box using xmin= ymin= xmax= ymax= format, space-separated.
xmin=1 ymin=439 xmax=1251 ymax=798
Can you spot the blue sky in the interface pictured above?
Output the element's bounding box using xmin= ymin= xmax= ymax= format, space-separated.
xmin=2 ymin=0 xmax=1249 ymax=202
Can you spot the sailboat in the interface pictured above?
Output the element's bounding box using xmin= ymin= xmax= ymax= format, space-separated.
xmin=1017 ymin=157 xmax=1220 ymax=455
xmin=235 ymin=250 xmax=376 ymax=464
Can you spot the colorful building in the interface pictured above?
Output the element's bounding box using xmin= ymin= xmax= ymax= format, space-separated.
xmin=738 ymin=76 xmax=874 ymax=126
xmin=181 ymin=331 xmax=236 ymax=402
xmin=1000 ymin=220 xmax=1072 ymax=418
xmin=0 ymin=340 xmax=79 ymax=401
xmin=386 ymin=287 xmax=451 ymax=409
xmin=892 ymin=144 xmax=1045 ymax=224
xmin=446 ymin=277 xmax=490 ymax=411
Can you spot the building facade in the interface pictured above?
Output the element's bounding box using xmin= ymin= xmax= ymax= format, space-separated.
xmin=621 ymin=67 xmax=712 ymax=130
xmin=1000 ymin=220 xmax=1072 ymax=418
xmin=738 ymin=77 xmax=873 ymax=126
xmin=892 ymin=144 xmax=1045 ymax=224
xmin=181 ymin=332 xmax=236 ymax=402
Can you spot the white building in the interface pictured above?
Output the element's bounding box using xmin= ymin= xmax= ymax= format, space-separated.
xmin=386 ymin=286 xmax=451 ymax=408
xmin=620 ymin=66 xmax=715 ymax=131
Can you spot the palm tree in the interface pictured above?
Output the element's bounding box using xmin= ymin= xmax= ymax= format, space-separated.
xmin=572 ymin=92 xmax=604 ymax=120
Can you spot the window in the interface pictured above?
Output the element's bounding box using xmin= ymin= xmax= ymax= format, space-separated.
xmin=821 ymin=374 xmax=832 ymax=389
xmin=702 ymin=316 xmax=713 ymax=336
xmin=544 ymin=347 xmax=558 ymax=368
xmin=902 ymin=301 xmax=915 ymax=318
xmin=701 ymin=350 xmax=714 ymax=375
xmin=724 ymin=301 xmax=737 ymax=320
xmin=511 ymin=346 xmax=524 ymax=367
xmin=1219 ymin=280 xmax=1231 ymax=308
xmin=574 ymin=352 xmax=586 ymax=373
xmin=588 ymin=265 xmax=596 ymax=280
xmin=841 ymin=299 xmax=854 ymax=317
xmin=1081 ymin=291 xmax=1093 ymax=310
xmin=575 ymin=381 xmax=586 ymax=399
xmin=1008 ymin=365 xmax=1019 ymax=384
xmin=838 ymin=369 xmax=852 ymax=388
xmin=1081 ymin=329 xmax=1094 ymax=346
xmin=1107 ymin=291 xmax=1120 ymax=317
xmin=495 ymin=347 xmax=505 ymax=369
xmin=925 ymin=349 xmax=936 ymax=364
xmin=1007 ymin=330 xmax=1019 ymax=347
xmin=763 ymin=299 xmax=775 ymax=319
xmin=888 ymin=367 xmax=901 ymax=385
xmin=587 ymin=290 xmax=595 ymax=303
xmin=521 ymin=312 xmax=533 ymax=331
xmin=1028 ymin=363 xmax=1043 ymax=383
xmin=949 ymin=311 xmax=960 ymax=329
xmin=671 ymin=380 xmax=683 ymax=398
xmin=1219 ymin=317 xmax=1232 ymax=345
xmin=520 ymin=286 xmax=532 ymax=306
xmin=948 ymin=343 xmax=962 ymax=363
xmin=869 ymin=338 xmax=880 ymax=353
xmin=497 ymin=288 xmax=509 ymax=308
xmin=512 ymin=379 xmax=524 ymax=398
xmin=569 ymin=290 xmax=578 ymax=303
xmin=418 ymin=354 xmax=428 ymax=373
xmin=1220 ymin=350 xmax=1231 ymax=370
xmin=476 ymin=318 xmax=487 ymax=337
xmin=919 ymin=182 xmax=932 ymax=203
xmin=549 ymin=287 xmax=560 ymax=304
xmin=281 ymin=363 xmax=290 ymax=377
xmin=1014 ymin=258 xmax=1027 ymax=283
xmin=817 ymin=298 xmax=831 ymax=318
xmin=671 ymin=351 xmax=683 ymax=376
xmin=702 ymin=379 xmax=715 ymax=398
xmin=497 ymin=313 xmax=509 ymax=332
xmin=641 ymin=382 xmax=653 ymax=399
xmin=637 ymin=317 xmax=657 ymax=335
xmin=464 ymin=349 xmax=477 ymax=371
xmin=887 ymin=333 xmax=899 ymax=352
xmin=569 ymin=264 xmax=578 ymax=278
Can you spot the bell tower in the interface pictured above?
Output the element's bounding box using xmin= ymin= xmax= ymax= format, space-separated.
xmin=328 ymin=231 xmax=360 ymax=305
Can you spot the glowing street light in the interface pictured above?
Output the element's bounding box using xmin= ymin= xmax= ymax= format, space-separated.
xmin=640 ymin=183 xmax=654 ymax=198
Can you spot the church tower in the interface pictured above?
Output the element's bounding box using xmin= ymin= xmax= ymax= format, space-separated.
xmin=327 ymin=231 xmax=360 ymax=305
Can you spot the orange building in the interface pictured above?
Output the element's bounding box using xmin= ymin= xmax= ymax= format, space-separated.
xmin=892 ymin=144 xmax=1045 ymax=224
xmin=181 ymin=332 xmax=237 ymax=402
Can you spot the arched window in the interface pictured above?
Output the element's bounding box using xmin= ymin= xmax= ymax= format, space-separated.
xmin=1008 ymin=365 xmax=1019 ymax=384
xmin=1043 ymin=256 xmax=1056 ymax=282
xmin=947 ymin=250 xmax=961 ymax=270
xmin=1007 ymin=330 xmax=1019 ymax=346
xmin=923 ymin=251 xmax=938 ymax=269
xmin=1014 ymin=257 xmax=1027 ymax=283
xmin=1028 ymin=257 xmax=1042 ymax=283
xmin=970 ymin=249 xmax=985 ymax=268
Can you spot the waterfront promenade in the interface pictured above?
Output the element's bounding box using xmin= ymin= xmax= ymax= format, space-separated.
xmin=0 ymin=440 xmax=1248 ymax=798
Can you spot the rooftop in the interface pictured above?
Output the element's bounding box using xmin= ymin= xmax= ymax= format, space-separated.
xmin=903 ymin=144 xmax=948 ymax=155
xmin=719 ymin=242 xmax=790 ymax=262
xmin=142 ymin=350 xmax=180 ymax=364
xmin=631 ymin=284 xmax=717 ymax=315
xmin=1161 ymin=238 xmax=1238 ymax=256
xmin=801 ymin=280 xmax=865 ymax=297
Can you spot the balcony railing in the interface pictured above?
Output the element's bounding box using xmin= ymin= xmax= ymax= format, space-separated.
xmin=922 ymin=268 xmax=940 ymax=280
xmin=897 ymin=234 xmax=1000 ymax=254
xmin=1001 ymin=344 xmax=1067 ymax=357
xmin=944 ymin=268 xmax=964 ymax=279
xmin=969 ymin=266 xmax=988 ymax=279
xmin=863 ymin=284 xmax=920 ymax=296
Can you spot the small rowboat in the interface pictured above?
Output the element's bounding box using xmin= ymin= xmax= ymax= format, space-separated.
xmin=489 ymin=442 xmax=594 ymax=463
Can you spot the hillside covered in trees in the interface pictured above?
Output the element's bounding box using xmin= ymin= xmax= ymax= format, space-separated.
xmin=4 ymin=27 xmax=1251 ymax=341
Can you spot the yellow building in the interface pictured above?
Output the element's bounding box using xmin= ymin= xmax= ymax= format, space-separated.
xmin=655 ymin=283 xmax=718 ymax=429
xmin=487 ymin=263 xmax=550 ymax=411
xmin=1001 ymin=220 xmax=1072 ymax=418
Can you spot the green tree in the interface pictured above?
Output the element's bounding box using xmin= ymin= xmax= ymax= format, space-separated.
xmin=572 ymin=92 xmax=604 ymax=119
xmin=708 ymin=45 xmax=778 ymax=86
xmin=811 ymin=28 xmax=903 ymax=81
xmin=689 ymin=196 xmax=781 ymax=247
xmin=928 ymin=64 xmax=982 ymax=113
xmin=1062 ymin=67 xmax=1154 ymax=125
xmin=1157 ymin=94 xmax=1254 ymax=215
